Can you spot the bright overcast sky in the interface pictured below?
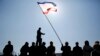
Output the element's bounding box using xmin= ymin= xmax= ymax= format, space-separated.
xmin=0 ymin=0 xmax=100 ymax=54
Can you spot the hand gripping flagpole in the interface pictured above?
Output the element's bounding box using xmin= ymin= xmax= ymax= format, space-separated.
xmin=37 ymin=2 xmax=63 ymax=45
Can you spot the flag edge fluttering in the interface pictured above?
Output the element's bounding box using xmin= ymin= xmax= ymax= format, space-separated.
xmin=37 ymin=1 xmax=57 ymax=14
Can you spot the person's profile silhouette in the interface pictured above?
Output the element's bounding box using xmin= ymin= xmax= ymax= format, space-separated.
xmin=36 ymin=27 xmax=45 ymax=46
xmin=47 ymin=41 xmax=56 ymax=56
xmin=40 ymin=42 xmax=47 ymax=56
xmin=29 ymin=42 xmax=36 ymax=56
xmin=3 ymin=41 xmax=13 ymax=56
xmin=83 ymin=40 xmax=93 ymax=56
xmin=72 ymin=42 xmax=83 ymax=56
xmin=61 ymin=42 xmax=71 ymax=56
xmin=92 ymin=41 xmax=100 ymax=56
xmin=20 ymin=42 xmax=29 ymax=56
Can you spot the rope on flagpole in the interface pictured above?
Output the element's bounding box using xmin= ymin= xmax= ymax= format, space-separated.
xmin=37 ymin=2 xmax=63 ymax=45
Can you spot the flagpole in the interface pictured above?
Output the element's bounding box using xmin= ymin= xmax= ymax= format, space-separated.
xmin=37 ymin=3 xmax=63 ymax=45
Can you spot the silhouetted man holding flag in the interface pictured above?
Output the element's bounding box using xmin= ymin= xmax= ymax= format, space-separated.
xmin=36 ymin=27 xmax=45 ymax=46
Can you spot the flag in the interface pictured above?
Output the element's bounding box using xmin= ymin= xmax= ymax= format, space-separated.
xmin=37 ymin=2 xmax=57 ymax=14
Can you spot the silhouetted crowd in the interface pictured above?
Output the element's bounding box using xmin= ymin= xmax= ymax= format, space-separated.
xmin=2 ymin=28 xmax=100 ymax=56
xmin=2 ymin=40 xmax=100 ymax=56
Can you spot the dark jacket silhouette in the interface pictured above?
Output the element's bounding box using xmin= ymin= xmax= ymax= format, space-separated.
xmin=40 ymin=42 xmax=47 ymax=56
xmin=92 ymin=41 xmax=100 ymax=56
xmin=73 ymin=42 xmax=83 ymax=56
xmin=61 ymin=42 xmax=71 ymax=56
xmin=20 ymin=42 xmax=29 ymax=56
xmin=83 ymin=40 xmax=93 ymax=56
xmin=47 ymin=41 xmax=56 ymax=56
xmin=29 ymin=42 xmax=36 ymax=56
xmin=35 ymin=45 xmax=41 ymax=56
xmin=36 ymin=27 xmax=45 ymax=46
xmin=3 ymin=41 xmax=13 ymax=56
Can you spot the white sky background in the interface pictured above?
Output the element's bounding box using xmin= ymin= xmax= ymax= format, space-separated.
xmin=0 ymin=0 xmax=100 ymax=54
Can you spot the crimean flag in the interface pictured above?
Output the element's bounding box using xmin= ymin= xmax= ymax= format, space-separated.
xmin=37 ymin=2 xmax=57 ymax=14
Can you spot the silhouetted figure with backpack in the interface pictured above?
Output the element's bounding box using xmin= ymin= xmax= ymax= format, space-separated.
xmin=92 ymin=41 xmax=100 ymax=56
xmin=3 ymin=41 xmax=13 ymax=56
xmin=36 ymin=27 xmax=45 ymax=46
xmin=47 ymin=41 xmax=56 ymax=56
xmin=20 ymin=42 xmax=29 ymax=56
xmin=83 ymin=40 xmax=93 ymax=56
xmin=40 ymin=42 xmax=47 ymax=56
xmin=72 ymin=42 xmax=83 ymax=56
xmin=29 ymin=42 xmax=36 ymax=56
xmin=61 ymin=42 xmax=71 ymax=56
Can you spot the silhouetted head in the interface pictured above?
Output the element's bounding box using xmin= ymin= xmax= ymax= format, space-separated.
xmin=50 ymin=41 xmax=53 ymax=46
xmin=25 ymin=42 xmax=29 ymax=46
xmin=42 ymin=42 xmax=46 ymax=46
xmin=32 ymin=42 xmax=35 ymax=46
xmin=8 ymin=41 xmax=11 ymax=45
xmin=95 ymin=41 xmax=99 ymax=45
xmin=65 ymin=42 xmax=68 ymax=46
xmin=39 ymin=27 xmax=41 ymax=30
xmin=85 ymin=40 xmax=89 ymax=46
xmin=76 ymin=42 xmax=79 ymax=46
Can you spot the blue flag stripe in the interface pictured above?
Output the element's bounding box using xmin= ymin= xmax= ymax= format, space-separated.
xmin=37 ymin=2 xmax=56 ymax=6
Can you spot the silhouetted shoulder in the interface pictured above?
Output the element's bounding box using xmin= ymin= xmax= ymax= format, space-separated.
xmin=3 ymin=41 xmax=13 ymax=56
